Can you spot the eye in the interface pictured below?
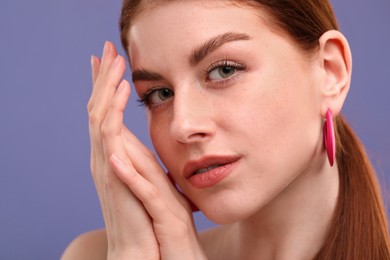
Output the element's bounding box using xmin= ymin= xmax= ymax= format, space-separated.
xmin=209 ymin=66 xmax=236 ymax=80
xmin=138 ymin=88 xmax=174 ymax=108
xmin=150 ymin=88 xmax=173 ymax=104
xmin=206 ymin=60 xmax=245 ymax=82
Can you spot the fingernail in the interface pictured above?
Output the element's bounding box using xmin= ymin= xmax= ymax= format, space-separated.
xmin=103 ymin=41 xmax=110 ymax=55
xmin=90 ymin=55 xmax=95 ymax=68
xmin=111 ymin=154 xmax=123 ymax=166
xmin=118 ymin=80 xmax=126 ymax=92
xmin=113 ymin=55 xmax=121 ymax=68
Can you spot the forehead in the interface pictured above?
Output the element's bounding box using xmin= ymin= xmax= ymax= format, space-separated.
xmin=126 ymin=1 xmax=270 ymax=66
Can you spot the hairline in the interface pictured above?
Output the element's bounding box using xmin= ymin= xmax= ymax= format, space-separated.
xmin=122 ymin=0 xmax=320 ymax=66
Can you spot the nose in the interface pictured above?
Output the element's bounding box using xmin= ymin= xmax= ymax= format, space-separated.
xmin=170 ymin=87 xmax=215 ymax=144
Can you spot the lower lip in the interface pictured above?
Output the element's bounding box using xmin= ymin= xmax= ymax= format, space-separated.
xmin=187 ymin=160 xmax=239 ymax=189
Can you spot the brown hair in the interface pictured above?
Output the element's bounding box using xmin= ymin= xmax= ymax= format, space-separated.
xmin=119 ymin=1 xmax=390 ymax=259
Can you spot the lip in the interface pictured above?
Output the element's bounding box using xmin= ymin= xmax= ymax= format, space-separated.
xmin=183 ymin=155 xmax=240 ymax=188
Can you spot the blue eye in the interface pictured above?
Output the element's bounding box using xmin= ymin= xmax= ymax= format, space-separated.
xmin=138 ymin=88 xmax=174 ymax=108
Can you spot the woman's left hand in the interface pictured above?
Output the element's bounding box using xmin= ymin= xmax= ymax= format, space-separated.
xmin=107 ymin=84 xmax=207 ymax=260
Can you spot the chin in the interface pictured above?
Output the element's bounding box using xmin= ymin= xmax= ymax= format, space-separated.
xmin=202 ymin=209 xmax=241 ymax=225
xmin=198 ymin=196 xmax=260 ymax=225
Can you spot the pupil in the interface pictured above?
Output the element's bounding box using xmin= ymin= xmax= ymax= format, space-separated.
xmin=159 ymin=89 xmax=172 ymax=99
xmin=221 ymin=66 xmax=233 ymax=76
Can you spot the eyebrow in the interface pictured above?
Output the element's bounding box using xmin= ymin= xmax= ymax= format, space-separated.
xmin=131 ymin=32 xmax=251 ymax=82
xmin=132 ymin=69 xmax=164 ymax=82
xmin=189 ymin=32 xmax=251 ymax=66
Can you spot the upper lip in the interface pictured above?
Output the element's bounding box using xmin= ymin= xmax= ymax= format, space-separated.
xmin=183 ymin=155 xmax=241 ymax=178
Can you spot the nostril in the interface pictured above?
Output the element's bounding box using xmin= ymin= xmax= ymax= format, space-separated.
xmin=172 ymin=123 xmax=211 ymax=144
xmin=170 ymin=95 xmax=214 ymax=143
xmin=188 ymin=133 xmax=207 ymax=139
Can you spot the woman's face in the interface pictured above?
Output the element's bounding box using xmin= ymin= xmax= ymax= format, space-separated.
xmin=128 ymin=1 xmax=325 ymax=224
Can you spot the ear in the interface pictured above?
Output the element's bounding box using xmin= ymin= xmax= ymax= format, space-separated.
xmin=317 ymin=30 xmax=352 ymax=117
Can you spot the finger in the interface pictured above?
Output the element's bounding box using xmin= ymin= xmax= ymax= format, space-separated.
xmin=90 ymin=54 xmax=125 ymax=117
xmin=100 ymin=79 xmax=132 ymax=162
xmin=87 ymin=41 xmax=121 ymax=116
xmin=97 ymin=76 xmax=187 ymax=210
xmin=89 ymin=56 xmax=125 ymax=140
xmin=101 ymin=79 xmax=130 ymax=139
xmin=121 ymin=137 xmax=193 ymax=215
xmin=98 ymin=78 xmax=167 ymax=213
xmin=111 ymin=156 xmax=206 ymax=259
xmin=110 ymin=154 xmax=174 ymax=225
xmin=88 ymin=55 xmax=101 ymax=157
xmin=91 ymin=55 xmax=101 ymax=85
xmin=88 ymin=55 xmax=103 ymax=170
xmin=98 ymin=80 xmax=158 ymax=234
xmin=89 ymin=55 xmax=126 ymax=154
xmin=94 ymin=165 xmax=157 ymax=248
xmin=125 ymin=142 xmax=172 ymax=189
xmin=99 ymin=41 xmax=118 ymax=78
xmin=121 ymin=126 xmax=169 ymax=183
xmin=122 ymin=126 xmax=156 ymax=159
xmin=122 ymin=133 xmax=182 ymax=195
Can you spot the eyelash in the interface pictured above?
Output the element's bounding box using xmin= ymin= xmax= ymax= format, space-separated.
xmin=137 ymin=60 xmax=246 ymax=108
xmin=137 ymin=87 xmax=168 ymax=108
xmin=205 ymin=59 xmax=246 ymax=84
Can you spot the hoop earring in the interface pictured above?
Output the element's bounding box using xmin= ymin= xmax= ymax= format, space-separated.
xmin=323 ymin=109 xmax=336 ymax=166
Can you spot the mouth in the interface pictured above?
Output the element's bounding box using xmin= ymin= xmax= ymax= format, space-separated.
xmin=183 ymin=155 xmax=241 ymax=178
xmin=193 ymin=164 xmax=225 ymax=175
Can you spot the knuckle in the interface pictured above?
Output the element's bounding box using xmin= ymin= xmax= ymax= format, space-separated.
xmin=90 ymin=161 xmax=96 ymax=175
xmin=103 ymin=175 xmax=116 ymax=190
xmin=90 ymin=160 xmax=102 ymax=180
xmin=87 ymin=98 xmax=94 ymax=113
xmin=88 ymin=112 xmax=100 ymax=126
xmin=100 ymin=121 xmax=113 ymax=139
xmin=145 ymin=186 xmax=159 ymax=201
xmin=172 ymin=220 xmax=190 ymax=239
xmin=99 ymin=166 xmax=116 ymax=188
xmin=146 ymin=150 xmax=157 ymax=160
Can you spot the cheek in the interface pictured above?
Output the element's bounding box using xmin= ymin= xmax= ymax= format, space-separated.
xmin=148 ymin=114 xmax=166 ymax=154
xmin=148 ymin=113 xmax=178 ymax=171
xmin=229 ymin=66 xmax=321 ymax=166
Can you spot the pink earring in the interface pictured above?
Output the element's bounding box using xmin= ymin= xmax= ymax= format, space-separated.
xmin=323 ymin=109 xmax=336 ymax=166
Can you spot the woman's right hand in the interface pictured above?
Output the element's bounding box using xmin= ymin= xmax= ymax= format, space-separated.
xmin=87 ymin=41 xmax=160 ymax=259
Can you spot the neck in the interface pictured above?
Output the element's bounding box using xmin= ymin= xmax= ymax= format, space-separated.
xmin=230 ymin=157 xmax=339 ymax=260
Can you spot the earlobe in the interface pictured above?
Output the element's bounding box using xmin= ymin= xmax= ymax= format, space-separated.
xmin=318 ymin=30 xmax=352 ymax=116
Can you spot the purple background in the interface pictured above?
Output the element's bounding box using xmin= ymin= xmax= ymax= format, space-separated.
xmin=0 ymin=1 xmax=389 ymax=259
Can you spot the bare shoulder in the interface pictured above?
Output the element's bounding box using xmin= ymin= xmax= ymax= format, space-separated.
xmin=61 ymin=229 xmax=107 ymax=260
xmin=61 ymin=226 xmax=229 ymax=259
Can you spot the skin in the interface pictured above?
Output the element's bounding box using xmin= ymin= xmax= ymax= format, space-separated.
xmin=62 ymin=1 xmax=352 ymax=259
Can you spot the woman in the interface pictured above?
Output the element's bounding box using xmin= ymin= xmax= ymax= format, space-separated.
xmin=62 ymin=0 xmax=390 ymax=259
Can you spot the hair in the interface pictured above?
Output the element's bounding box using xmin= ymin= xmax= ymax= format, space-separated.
xmin=119 ymin=0 xmax=390 ymax=259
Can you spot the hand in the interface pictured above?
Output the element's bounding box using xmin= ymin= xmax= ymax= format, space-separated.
xmin=88 ymin=41 xmax=159 ymax=259
xmin=111 ymin=123 xmax=207 ymax=260
xmin=88 ymin=41 xmax=207 ymax=259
